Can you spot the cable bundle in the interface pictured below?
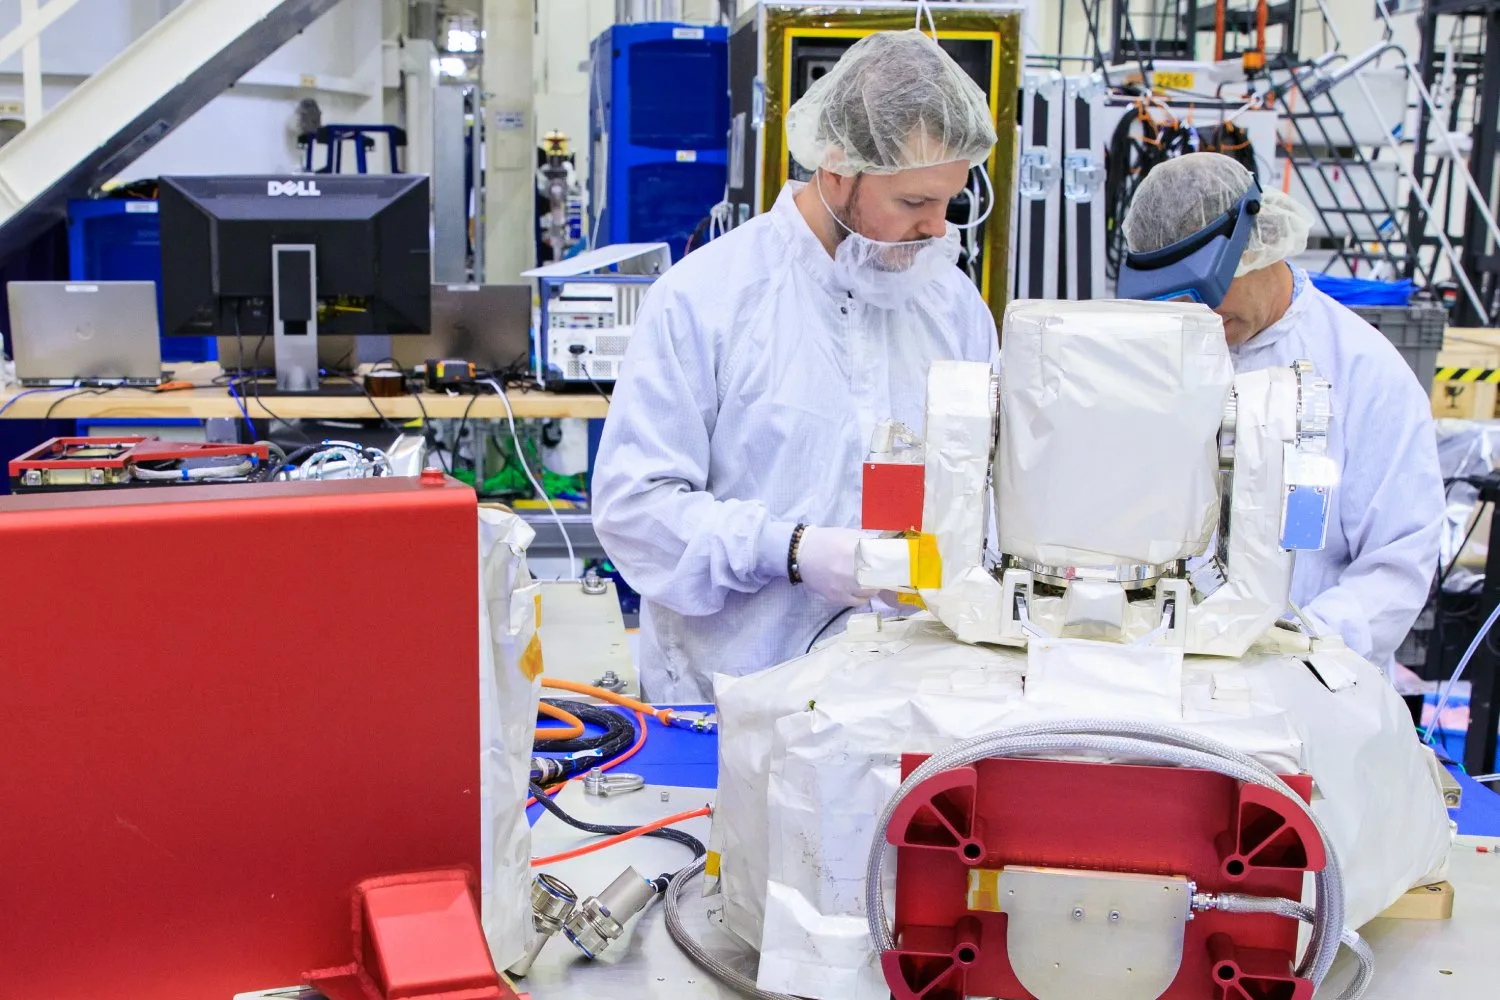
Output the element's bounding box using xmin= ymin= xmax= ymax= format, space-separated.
xmin=532 ymin=699 xmax=639 ymax=785
xmin=1105 ymin=98 xmax=1259 ymax=280
xmin=272 ymin=440 xmax=390 ymax=480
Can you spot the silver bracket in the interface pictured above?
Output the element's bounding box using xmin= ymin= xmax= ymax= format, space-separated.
xmin=1018 ymin=148 xmax=1060 ymax=200
xmin=592 ymin=668 xmax=626 ymax=693
xmin=1063 ymin=153 xmax=1104 ymax=202
xmin=582 ymin=768 xmax=645 ymax=797
xmin=998 ymin=867 xmax=1191 ymax=1000
xmin=271 ymin=242 xmax=319 ymax=393
xmin=1000 ymin=568 xmax=1036 ymax=642
xmin=1066 ymin=72 xmax=1106 ymax=104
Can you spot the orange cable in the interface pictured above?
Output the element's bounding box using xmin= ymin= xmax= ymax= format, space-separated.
xmin=531 ymin=806 xmax=713 ymax=867
xmin=534 ymin=701 xmax=584 ymax=741
xmin=540 ymin=677 xmax=676 ymax=726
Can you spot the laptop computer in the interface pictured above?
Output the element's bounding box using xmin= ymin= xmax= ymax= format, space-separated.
xmin=8 ymin=281 xmax=163 ymax=387
xmin=392 ymin=283 xmax=533 ymax=374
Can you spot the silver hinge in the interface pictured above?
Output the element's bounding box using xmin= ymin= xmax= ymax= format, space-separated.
xmin=1063 ymin=153 xmax=1104 ymax=202
xmin=1019 ymin=148 xmax=1060 ymax=200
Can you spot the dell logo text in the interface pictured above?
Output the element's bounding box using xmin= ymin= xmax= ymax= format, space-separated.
xmin=267 ymin=180 xmax=322 ymax=197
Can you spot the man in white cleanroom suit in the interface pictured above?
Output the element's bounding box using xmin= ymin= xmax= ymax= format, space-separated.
xmin=592 ymin=30 xmax=1000 ymax=701
xmin=1124 ymin=152 xmax=1444 ymax=675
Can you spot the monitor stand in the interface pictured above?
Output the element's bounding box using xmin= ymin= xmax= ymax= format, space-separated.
xmin=272 ymin=243 xmax=322 ymax=393
xmin=263 ymin=242 xmax=363 ymax=396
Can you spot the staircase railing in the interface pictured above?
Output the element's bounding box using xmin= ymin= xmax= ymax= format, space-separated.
xmin=2 ymin=0 xmax=86 ymax=124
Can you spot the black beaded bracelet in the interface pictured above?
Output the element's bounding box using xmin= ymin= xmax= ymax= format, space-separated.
xmin=788 ymin=522 xmax=809 ymax=584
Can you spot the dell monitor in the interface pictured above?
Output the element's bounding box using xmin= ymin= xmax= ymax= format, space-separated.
xmin=158 ymin=174 xmax=431 ymax=392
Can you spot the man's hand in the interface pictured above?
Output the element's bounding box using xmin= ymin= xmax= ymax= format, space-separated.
xmin=798 ymin=527 xmax=879 ymax=607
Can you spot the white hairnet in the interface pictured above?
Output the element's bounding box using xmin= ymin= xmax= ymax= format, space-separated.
xmin=785 ymin=29 xmax=997 ymax=176
xmin=1123 ymin=152 xmax=1313 ymax=275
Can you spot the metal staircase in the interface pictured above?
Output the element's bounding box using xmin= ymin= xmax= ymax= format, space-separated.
xmin=1406 ymin=0 xmax=1500 ymax=326
xmin=1083 ymin=0 xmax=1500 ymax=321
xmin=0 ymin=0 xmax=341 ymax=262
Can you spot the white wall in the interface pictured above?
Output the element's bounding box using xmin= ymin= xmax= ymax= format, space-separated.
xmin=127 ymin=0 xmax=388 ymax=179
xmin=533 ymin=0 xmax=615 ymax=159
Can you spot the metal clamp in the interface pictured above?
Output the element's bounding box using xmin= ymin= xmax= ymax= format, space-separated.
xmin=592 ymin=669 xmax=626 ymax=693
xmin=1065 ymin=71 xmax=1106 ymax=104
xmin=582 ymin=767 xmax=645 ymax=797
xmin=581 ymin=569 xmax=608 ymax=596
xmin=1018 ymin=148 xmax=1060 ymax=200
xmin=1063 ymin=153 xmax=1104 ymax=202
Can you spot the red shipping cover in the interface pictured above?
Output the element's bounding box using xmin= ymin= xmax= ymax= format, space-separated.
xmin=0 ymin=476 xmax=483 ymax=999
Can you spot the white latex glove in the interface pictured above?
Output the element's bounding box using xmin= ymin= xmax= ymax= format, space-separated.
xmin=869 ymin=590 xmax=907 ymax=617
xmin=798 ymin=526 xmax=878 ymax=607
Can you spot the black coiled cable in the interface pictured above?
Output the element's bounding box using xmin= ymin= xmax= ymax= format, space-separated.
xmin=536 ymin=699 xmax=636 ymax=757
xmin=531 ymin=699 xmax=640 ymax=785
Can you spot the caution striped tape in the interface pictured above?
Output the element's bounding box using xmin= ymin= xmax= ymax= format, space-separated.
xmin=1435 ymin=367 xmax=1500 ymax=383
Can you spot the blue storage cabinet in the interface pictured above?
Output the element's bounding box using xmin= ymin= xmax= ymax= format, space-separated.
xmin=67 ymin=198 xmax=216 ymax=363
xmin=588 ymin=22 xmax=729 ymax=260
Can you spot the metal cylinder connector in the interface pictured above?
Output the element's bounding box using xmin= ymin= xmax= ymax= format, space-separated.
xmin=507 ymin=872 xmax=578 ymax=977
xmin=563 ymin=866 xmax=656 ymax=959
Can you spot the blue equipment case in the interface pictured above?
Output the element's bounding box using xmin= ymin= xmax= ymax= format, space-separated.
xmin=588 ymin=22 xmax=729 ymax=261
xmin=67 ymin=198 xmax=217 ymax=363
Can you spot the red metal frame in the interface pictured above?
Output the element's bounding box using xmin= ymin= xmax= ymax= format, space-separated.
xmin=0 ymin=476 xmax=482 ymax=999
xmin=9 ymin=435 xmax=271 ymax=475
xmin=883 ymin=755 xmax=1322 ymax=1000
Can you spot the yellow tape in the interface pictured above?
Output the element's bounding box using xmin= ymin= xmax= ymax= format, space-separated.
xmin=519 ymin=632 xmax=544 ymax=682
xmin=1435 ymin=366 xmax=1500 ymax=383
xmin=705 ymin=850 xmax=721 ymax=878
xmin=907 ymin=533 xmax=943 ymax=591
xmin=967 ymin=868 xmax=1002 ymax=913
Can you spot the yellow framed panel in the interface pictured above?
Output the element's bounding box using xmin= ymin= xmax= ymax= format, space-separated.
xmin=756 ymin=6 xmax=1021 ymax=324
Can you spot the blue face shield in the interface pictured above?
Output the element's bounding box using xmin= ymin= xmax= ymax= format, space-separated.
xmin=1117 ymin=182 xmax=1263 ymax=308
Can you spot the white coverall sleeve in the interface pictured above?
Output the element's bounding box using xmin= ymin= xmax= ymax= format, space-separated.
xmin=1302 ymin=374 xmax=1443 ymax=666
xmin=971 ymin=295 xmax=1001 ymax=373
xmin=591 ymin=283 xmax=795 ymax=618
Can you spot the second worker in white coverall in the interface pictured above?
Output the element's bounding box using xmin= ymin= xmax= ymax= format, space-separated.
xmin=1124 ymin=152 xmax=1444 ymax=677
